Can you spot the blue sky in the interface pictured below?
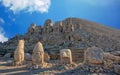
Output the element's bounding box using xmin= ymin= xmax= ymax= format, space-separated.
xmin=0 ymin=0 xmax=120 ymax=42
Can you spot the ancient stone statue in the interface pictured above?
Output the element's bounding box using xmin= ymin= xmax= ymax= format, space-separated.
xmin=60 ymin=49 xmax=72 ymax=64
xmin=32 ymin=41 xmax=45 ymax=69
xmin=14 ymin=40 xmax=24 ymax=66
xmin=83 ymin=46 xmax=104 ymax=65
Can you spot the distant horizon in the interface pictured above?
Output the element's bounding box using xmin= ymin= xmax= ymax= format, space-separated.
xmin=0 ymin=0 xmax=120 ymax=42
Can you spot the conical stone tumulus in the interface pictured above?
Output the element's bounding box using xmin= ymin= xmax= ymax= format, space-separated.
xmin=32 ymin=41 xmax=45 ymax=69
xmin=14 ymin=40 xmax=25 ymax=66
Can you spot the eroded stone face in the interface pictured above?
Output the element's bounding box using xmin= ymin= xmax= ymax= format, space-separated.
xmin=14 ymin=40 xmax=24 ymax=66
xmin=60 ymin=49 xmax=72 ymax=64
xmin=32 ymin=42 xmax=44 ymax=68
xmin=84 ymin=46 xmax=104 ymax=65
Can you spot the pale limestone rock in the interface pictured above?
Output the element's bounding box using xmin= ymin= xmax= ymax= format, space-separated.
xmin=103 ymin=52 xmax=120 ymax=63
xmin=84 ymin=46 xmax=104 ymax=65
xmin=14 ymin=40 xmax=24 ymax=66
xmin=104 ymin=59 xmax=113 ymax=69
xmin=32 ymin=42 xmax=45 ymax=69
xmin=103 ymin=52 xmax=120 ymax=69
xmin=60 ymin=49 xmax=72 ymax=64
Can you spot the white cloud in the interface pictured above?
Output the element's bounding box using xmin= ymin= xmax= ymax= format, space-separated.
xmin=0 ymin=0 xmax=51 ymax=13
xmin=0 ymin=27 xmax=8 ymax=43
xmin=0 ymin=18 xmax=5 ymax=25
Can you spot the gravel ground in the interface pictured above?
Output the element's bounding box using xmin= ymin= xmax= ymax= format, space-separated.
xmin=0 ymin=58 xmax=117 ymax=75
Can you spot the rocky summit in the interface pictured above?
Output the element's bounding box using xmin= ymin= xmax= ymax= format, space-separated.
xmin=0 ymin=17 xmax=120 ymax=62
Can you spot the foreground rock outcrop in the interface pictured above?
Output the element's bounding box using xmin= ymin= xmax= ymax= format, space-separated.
xmin=103 ymin=52 xmax=120 ymax=69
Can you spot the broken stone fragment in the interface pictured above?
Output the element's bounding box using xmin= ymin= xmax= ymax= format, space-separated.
xmin=103 ymin=52 xmax=120 ymax=63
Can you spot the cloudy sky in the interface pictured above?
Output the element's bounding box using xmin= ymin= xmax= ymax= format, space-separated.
xmin=0 ymin=0 xmax=120 ymax=42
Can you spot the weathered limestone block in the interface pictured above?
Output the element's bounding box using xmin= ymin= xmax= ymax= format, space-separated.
xmin=83 ymin=46 xmax=104 ymax=65
xmin=32 ymin=42 xmax=45 ymax=69
xmin=103 ymin=52 xmax=120 ymax=63
xmin=104 ymin=59 xmax=113 ymax=69
xmin=60 ymin=49 xmax=72 ymax=64
xmin=14 ymin=40 xmax=24 ymax=66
